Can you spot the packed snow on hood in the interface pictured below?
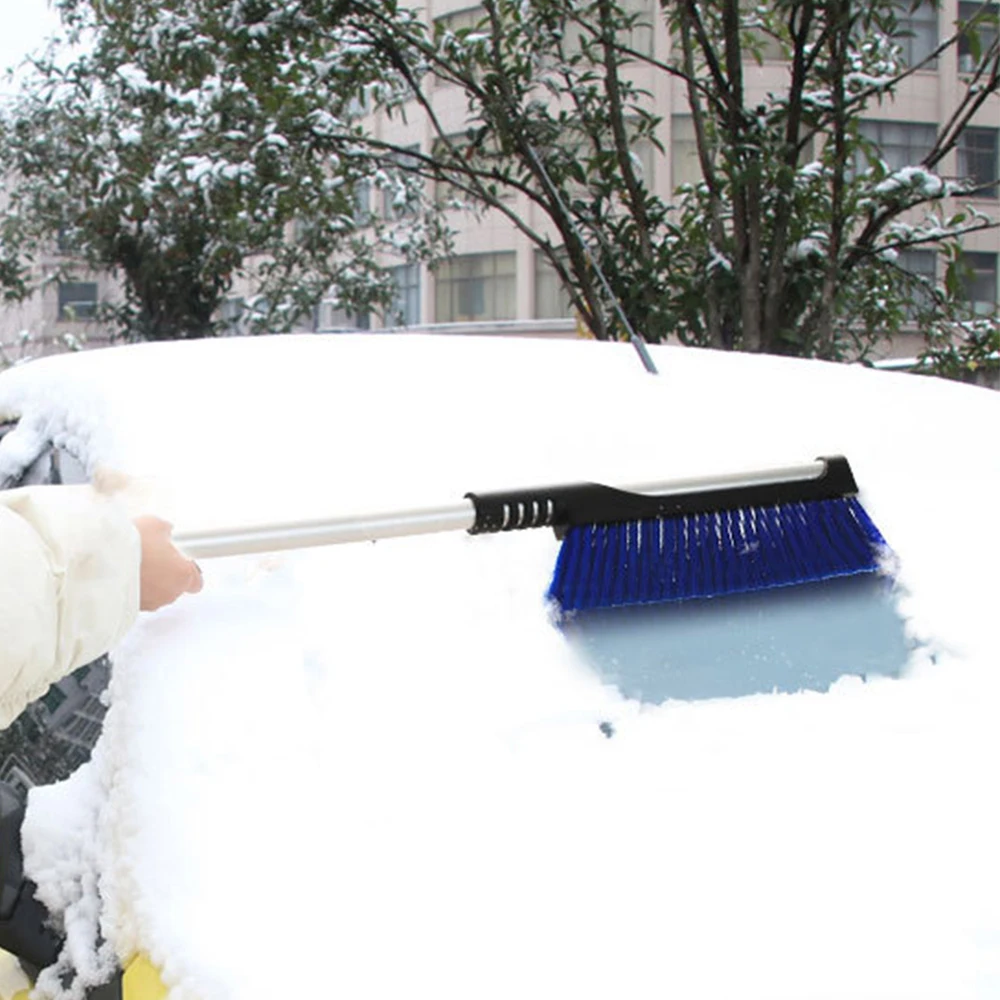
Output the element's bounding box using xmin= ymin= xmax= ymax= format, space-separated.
xmin=1 ymin=334 xmax=999 ymax=1000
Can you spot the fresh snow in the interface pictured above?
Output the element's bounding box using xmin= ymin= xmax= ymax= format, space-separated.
xmin=0 ymin=333 xmax=998 ymax=1000
xmin=787 ymin=237 xmax=825 ymax=262
xmin=874 ymin=166 xmax=946 ymax=199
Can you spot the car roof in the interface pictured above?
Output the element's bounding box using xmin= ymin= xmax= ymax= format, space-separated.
xmin=0 ymin=332 xmax=899 ymax=526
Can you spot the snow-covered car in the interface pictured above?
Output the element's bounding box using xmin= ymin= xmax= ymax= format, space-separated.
xmin=0 ymin=333 xmax=998 ymax=1000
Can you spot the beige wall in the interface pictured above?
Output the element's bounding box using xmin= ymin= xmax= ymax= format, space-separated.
xmin=362 ymin=0 xmax=999 ymax=358
xmin=0 ymin=253 xmax=121 ymax=362
xmin=4 ymin=1 xmax=996 ymax=358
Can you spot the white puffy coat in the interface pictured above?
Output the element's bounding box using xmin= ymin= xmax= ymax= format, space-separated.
xmin=0 ymin=486 xmax=139 ymax=728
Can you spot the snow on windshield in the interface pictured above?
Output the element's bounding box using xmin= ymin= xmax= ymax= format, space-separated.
xmin=2 ymin=334 xmax=999 ymax=999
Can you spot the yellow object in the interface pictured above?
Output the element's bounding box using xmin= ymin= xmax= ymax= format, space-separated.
xmin=0 ymin=948 xmax=30 ymax=1000
xmin=122 ymin=954 xmax=169 ymax=998
xmin=2 ymin=952 xmax=168 ymax=1000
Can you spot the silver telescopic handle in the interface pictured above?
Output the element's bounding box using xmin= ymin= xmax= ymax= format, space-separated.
xmin=172 ymin=459 xmax=829 ymax=560
xmin=174 ymin=503 xmax=478 ymax=560
xmin=627 ymin=460 xmax=826 ymax=498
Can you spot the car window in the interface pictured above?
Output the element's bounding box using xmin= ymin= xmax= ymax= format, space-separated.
xmin=560 ymin=574 xmax=912 ymax=702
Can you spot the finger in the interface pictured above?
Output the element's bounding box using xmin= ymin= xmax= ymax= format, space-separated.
xmin=185 ymin=560 xmax=204 ymax=594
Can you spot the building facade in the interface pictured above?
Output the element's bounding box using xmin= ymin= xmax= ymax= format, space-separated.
xmin=0 ymin=247 xmax=119 ymax=363
xmin=3 ymin=1 xmax=997 ymax=361
xmin=316 ymin=0 xmax=999 ymax=360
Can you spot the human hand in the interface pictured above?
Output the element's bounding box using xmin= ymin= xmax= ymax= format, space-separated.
xmin=134 ymin=516 xmax=204 ymax=611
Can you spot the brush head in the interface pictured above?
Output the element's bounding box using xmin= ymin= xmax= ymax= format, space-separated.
xmin=467 ymin=456 xmax=859 ymax=535
xmin=548 ymin=496 xmax=890 ymax=614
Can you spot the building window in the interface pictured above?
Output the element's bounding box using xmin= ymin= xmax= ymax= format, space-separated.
xmin=532 ymin=0 xmax=654 ymax=67
xmin=957 ymin=127 xmax=999 ymax=198
xmin=434 ymin=252 xmax=516 ymax=323
xmin=671 ymin=115 xmax=701 ymax=191
xmin=317 ymin=301 xmax=370 ymax=331
xmin=434 ymin=5 xmax=485 ymax=35
xmin=960 ymin=252 xmax=998 ymax=316
xmin=673 ymin=114 xmax=815 ymax=191
xmin=433 ymin=135 xmax=474 ymax=207
xmin=895 ymin=0 xmax=938 ymax=67
xmin=62 ymin=716 xmax=102 ymax=744
xmin=389 ymin=264 xmax=421 ymax=326
xmin=42 ymin=685 xmax=67 ymax=714
xmin=1 ymin=764 xmax=34 ymax=798
xmin=218 ymin=296 xmax=246 ymax=333
xmin=353 ymin=179 xmax=372 ymax=223
xmin=56 ymin=226 xmax=79 ymax=255
xmin=631 ymin=135 xmax=655 ymax=187
xmin=857 ymin=120 xmax=937 ymax=173
xmin=432 ymin=133 xmax=513 ymax=206
xmin=742 ymin=4 xmax=786 ymax=62
xmin=621 ymin=0 xmax=654 ymax=57
xmin=57 ymin=281 xmax=98 ymax=321
xmin=958 ymin=2 xmax=998 ymax=74
xmin=383 ymin=146 xmax=422 ymax=219
xmin=897 ymin=248 xmax=936 ymax=319
xmin=534 ymin=250 xmax=574 ymax=319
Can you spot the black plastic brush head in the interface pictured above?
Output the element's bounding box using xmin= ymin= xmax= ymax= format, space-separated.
xmin=466 ymin=457 xmax=860 ymax=536
xmin=465 ymin=456 xmax=891 ymax=613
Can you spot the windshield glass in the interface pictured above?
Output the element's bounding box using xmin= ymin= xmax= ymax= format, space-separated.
xmin=560 ymin=575 xmax=911 ymax=702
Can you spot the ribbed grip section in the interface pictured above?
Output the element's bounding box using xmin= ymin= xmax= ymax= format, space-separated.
xmin=465 ymin=484 xmax=633 ymax=534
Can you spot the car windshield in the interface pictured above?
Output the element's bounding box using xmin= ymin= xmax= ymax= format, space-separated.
xmin=563 ymin=574 xmax=912 ymax=702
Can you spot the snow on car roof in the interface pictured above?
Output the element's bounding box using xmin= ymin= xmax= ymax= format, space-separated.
xmin=2 ymin=333 xmax=999 ymax=999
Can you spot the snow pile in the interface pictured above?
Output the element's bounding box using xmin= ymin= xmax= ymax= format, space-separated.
xmin=1 ymin=334 xmax=999 ymax=999
xmin=22 ymin=765 xmax=117 ymax=998
xmin=873 ymin=165 xmax=946 ymax=198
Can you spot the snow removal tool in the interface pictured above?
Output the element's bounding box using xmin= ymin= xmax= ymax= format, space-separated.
xmin=174 ymin=455 xmax=890 ymax=614
xmin=0 ymin=457 xmax=890 ymax=997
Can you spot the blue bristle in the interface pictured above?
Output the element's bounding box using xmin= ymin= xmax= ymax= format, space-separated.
xmin=548 ymin=496 xmax=888 ymax=614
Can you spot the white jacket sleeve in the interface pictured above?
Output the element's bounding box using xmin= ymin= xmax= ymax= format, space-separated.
xmin=0 ymin=485 xmax=140 ymax=727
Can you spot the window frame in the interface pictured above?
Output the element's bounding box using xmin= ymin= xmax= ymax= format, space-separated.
xmin=894 ymin=0 xmax=939 ymax=68
xmin=897 ymin=248 xmax=937 ymax=321
xmin=957 ymin=1 xmax=999 ymax=74
xmin=534 ymin=249 xmax=574 ymax=320
xmin=957 ymin=127 xmax=999 ymax=199
xmin=857 ymin=120 xmax=937 ymax=175
xmin=960 ymin=251 xmax=999 ymax=316
xmin=434 ymin=251 xmax=517 ymax=324
xmin=57 ymin=281 xmax=99 ymax=322
xmin=389 ymin=263 xmax=422 ymax=327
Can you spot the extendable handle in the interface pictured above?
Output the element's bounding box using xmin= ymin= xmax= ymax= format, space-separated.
xmin=173 ymin=457 xmax=856 ymax=559
xmin=174 ymin=503 xmax=477 ymax=559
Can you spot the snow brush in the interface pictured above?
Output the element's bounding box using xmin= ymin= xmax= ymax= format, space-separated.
xmin=173 ymin=456 xmax=889 ymax=613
